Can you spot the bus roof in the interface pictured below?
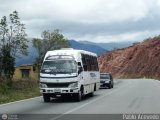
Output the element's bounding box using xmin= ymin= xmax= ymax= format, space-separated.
xmin=44 ymin=48 xmax=97 ymax=61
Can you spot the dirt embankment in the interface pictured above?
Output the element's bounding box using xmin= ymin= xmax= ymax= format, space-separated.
xmin=98 ymin=36 xmax=160 ymax=79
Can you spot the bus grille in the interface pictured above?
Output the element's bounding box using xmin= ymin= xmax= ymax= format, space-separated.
xmin=46 ymin=83 xmax=70 ymax=88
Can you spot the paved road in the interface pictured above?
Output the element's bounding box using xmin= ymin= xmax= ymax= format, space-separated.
xmin=0 ymin=79 xmax=160 ymax=120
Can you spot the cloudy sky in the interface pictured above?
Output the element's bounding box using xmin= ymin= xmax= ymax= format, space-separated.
xmin=1 ymin=0 xmax=160 ymax=43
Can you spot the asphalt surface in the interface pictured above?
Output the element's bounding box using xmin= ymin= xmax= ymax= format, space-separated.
xmin=0 ymin=79 xmax=160 ymax=120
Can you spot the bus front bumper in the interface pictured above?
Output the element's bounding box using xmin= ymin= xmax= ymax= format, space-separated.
xmin=40 ymin=88 xmax=79 ymax=94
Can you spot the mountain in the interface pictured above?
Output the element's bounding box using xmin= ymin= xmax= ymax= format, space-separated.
xmin=15 ymin=39 xmax=38 ymax=66
xmin=98 ymin=36 xmax=160 ymax=79
xmin=69 ymin=40 xmax=108 ymax=55
xmin=80 ymin=41 xmax=133 ymax=51
xmin=15 ymin=39 xmax=107 ymax=65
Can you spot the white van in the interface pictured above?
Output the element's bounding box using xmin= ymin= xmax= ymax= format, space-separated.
xmin=40 ymin=48 xmax=100 ymax=102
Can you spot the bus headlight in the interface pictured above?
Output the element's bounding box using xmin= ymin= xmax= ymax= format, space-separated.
xmin=40 ymin=83 xmax=48 ymax=88
xmin=68 ymin=82 xmax=78 ymax=88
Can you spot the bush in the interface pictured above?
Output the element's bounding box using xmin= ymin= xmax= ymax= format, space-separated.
xmin=0 ymin=84 xmax=10 ymax=95
xmin=0 ymin=79 xmax=40 ymax=104
xmin=11 ymin=80 xmax=39 ymax=90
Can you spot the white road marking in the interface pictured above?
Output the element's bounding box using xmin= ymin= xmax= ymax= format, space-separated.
xmin=50 ymin=81 xmax=131 ymax=120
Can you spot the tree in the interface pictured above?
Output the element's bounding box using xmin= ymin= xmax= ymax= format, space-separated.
xmin=1 ymin=44 xmax=15 ymax=83
xmin=32 ymin=30 xmax=70 ymax=72
xmin=0 ymin=11 xmax=28 ymax=57
xmin=0 ymin=11 xmax=28 ymax=82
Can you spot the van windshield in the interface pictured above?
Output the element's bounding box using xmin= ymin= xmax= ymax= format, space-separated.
xmin=41 ymin=60 xmax=77 ymax=74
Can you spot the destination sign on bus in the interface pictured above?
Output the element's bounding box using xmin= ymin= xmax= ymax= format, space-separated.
xmin=46 ymin=55 xmax=74 ymax=60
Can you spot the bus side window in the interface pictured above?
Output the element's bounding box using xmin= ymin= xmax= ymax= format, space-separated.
xmin=78 ymin=62 xmax=83 ymax=74
xmin=82 ymin=54 xmax=87 ymax=71
xmin=83 ymin=64 xmax=87 ymax=71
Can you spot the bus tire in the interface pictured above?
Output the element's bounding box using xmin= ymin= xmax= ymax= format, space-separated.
xmin=89 ymin=92 xmax=94 ymax=97
xmin=43 ymin=94 xmax=50 ymax=102
xmin=94 ymin=84 xmax=96 ymax=91
xmin=75 ymin=86 xmax=84 ymax=102
xmin=75 ymin=90 xmax=82 ymax=102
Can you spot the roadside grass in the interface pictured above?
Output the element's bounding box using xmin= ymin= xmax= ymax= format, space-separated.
xmin=0 ymin=80 xmax=41 ymax=104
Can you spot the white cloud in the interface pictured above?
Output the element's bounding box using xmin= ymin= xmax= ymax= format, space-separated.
xmin=64 ymin=31 xmax=148 ymax=43
xmin=0 ymin=0 xmax=160 ymax=42
xmin=65 ymin=30 xmax=160 ymax=43
xmin=0 ymin=0 xmax=152 ymax=23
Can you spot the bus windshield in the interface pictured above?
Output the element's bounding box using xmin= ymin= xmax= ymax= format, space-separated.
xmin=41 ymin=60 xmax=77 ymax=74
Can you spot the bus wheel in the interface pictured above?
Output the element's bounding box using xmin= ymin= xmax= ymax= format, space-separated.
xmin=75 ymin=90 xmax=82 ymax=102
xmin=89 ymin=92 xmax=94 ymax=97
xmin=43 ymin=94 xmax=50 ymax=102
xmin=94 ymin=84 xmax=96 ymax=91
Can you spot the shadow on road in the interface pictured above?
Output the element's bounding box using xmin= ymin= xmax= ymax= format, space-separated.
xmin=49 ymin=94 xmax=100 ymax=103
xmin=45 ymin=81 xmax=124 ymax=103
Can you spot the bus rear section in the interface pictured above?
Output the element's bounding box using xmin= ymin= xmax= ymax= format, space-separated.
xmin=39 ymin=49 xmax=100 ymax=102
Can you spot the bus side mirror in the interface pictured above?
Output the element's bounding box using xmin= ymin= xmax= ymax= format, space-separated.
xmin=78 ymin=66 xmax=83 ymax=74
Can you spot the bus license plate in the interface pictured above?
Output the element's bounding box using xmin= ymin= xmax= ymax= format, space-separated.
xmin=54 ymin=89 xmax=61 ymax=93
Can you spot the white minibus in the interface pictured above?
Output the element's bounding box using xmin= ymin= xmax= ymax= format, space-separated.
xmin=40 ymin=48 xmax=100 ymax=102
